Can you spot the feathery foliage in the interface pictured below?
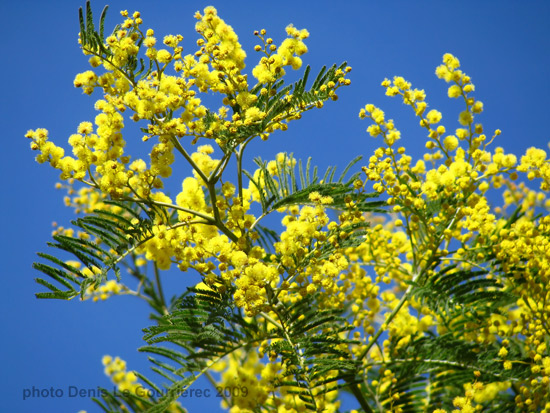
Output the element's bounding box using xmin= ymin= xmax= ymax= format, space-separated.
xmin=246 ymin=153 xmax=385 ymax=215
xmin=34 ymin=201 xmax=155 ymax=300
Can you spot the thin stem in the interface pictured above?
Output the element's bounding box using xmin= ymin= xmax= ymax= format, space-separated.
xmin=211 ymin=152 xmax=232 ymax=182
xmin=357 ymin=273 xmax=418 ymax=361
xmin=86 ymin=166 xmax=100 ymax=188
xmin=153 ymin=262 xmax=168 ymax=315
xmin=169 ymin=134 xmax=209 ymax=183
xmin=363 ymin=376 xmax=384 ymax=412
xmin=120 ymin=196 xmax=216 ymax=224
xmin=236 ymin=144 xmax=245 ymax=205
xmin=363 ymin=358 xmax=522 ymax=382
xmin=204 ymin=371 xmax=231 ymax=407
xmin=249 ymin=211 xmax=268 ymax=232
xmin=268 ymin=302 xmax=318 ymax=411
xmin=206 ymin=179 xmax=223 ymax=223
xmin=259 ymin=311 xmax=284 ymax=330
xmin=207 ymin=185 xmax=239 ymax=244
xmin=235 ymin=133 xmax=258 ymax=206
xmin=349 ymin=383 xmax=375 ymax=413
xmin=167 ymin=133 xmax=238 ymax=243
xmin=81 ymin=46 xmax=137 ymax=88
xmin=125 ymin=289 xmax=156 ymax=307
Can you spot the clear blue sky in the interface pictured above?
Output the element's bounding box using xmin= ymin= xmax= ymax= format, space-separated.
xmin=2 ymin=1 xmax=549 ymax=412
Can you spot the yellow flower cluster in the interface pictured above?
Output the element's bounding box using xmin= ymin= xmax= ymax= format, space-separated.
xmin=26 ymin=99 xmax=128 ymax=197
xmin=251 ymin=25 xmax=309 ymax=83
xmin=83 ymin=279 xmax=126 ymax=302
xmin=79 ymin=263 xmax=126 ymax=301
xmin=432 ymin=373 xmax=511 ymax=412
xmin=59 ymin=261 xmax=127 ymax=302
xmin=217 ymin=351 xmax=271 ymax=411
xmin=214 ymin=349 xmax=341 ymax=413
xmin=518 ymin=147 xmax=550 ymax=190
xmin=360 ymin=53 xmax=550 ymax=411
xmin=103 ymin=355 xmax=141 ymax=394
xmin=191 ymin=6 xmax=246 ymax=91
xmin=102 ymin=355 xmax=183 ymax=412
xmin=27 ymin=3 xmax=351 ymax=205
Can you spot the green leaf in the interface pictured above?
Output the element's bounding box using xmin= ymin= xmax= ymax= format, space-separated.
xmin=33 ymin=200 xmax=155 ymax=300
xmin=78 ymin=6 xmax=86 ymax=44
xmin=246 ymin=153 xmax=385 ymax=216
xmin=85 ymin=1 xmax=95 ymax=40
xmin=413 ymin=263 xmax=517 ymax=320
xmin=99 ymin=5 xmax=109 ymax=40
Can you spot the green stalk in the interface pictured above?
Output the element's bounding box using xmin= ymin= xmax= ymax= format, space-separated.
xmin=349 ymin=383 xmax=375 ymax=413
xmin=153 ymin=262 xmax=168 ymax=315
xmin=357 ymin=277 xmax=417 ymax=362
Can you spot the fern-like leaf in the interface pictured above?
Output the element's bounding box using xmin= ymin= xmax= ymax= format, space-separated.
xmin=265 ymin=293 xmax=361 ymax=410
xmin=33 ymin=201 xmax=155 ymax=300
xmin=245 ymin=153 xmax=385 ymax=216
xmin=138 ymin=285 xmax=270 ymax=411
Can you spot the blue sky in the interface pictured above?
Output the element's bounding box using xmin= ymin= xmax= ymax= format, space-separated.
xmin=2 ymin=1 xmax=550 ymax=412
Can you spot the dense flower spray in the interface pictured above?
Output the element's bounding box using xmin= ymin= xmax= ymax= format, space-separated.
xmin=28 ymin=4 xmax=550 ymax=412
